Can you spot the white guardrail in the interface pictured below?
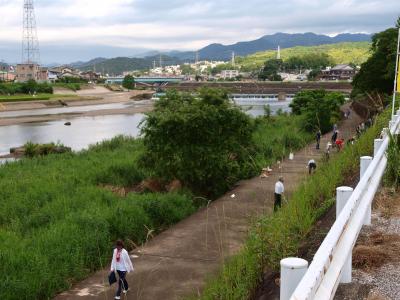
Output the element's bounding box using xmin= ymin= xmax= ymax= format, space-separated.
xmin=280 ymin=111 xmax=400 ymax=300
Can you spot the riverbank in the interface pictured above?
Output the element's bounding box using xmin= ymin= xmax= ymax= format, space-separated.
xmin=0 ymin=86 xmax=154 ymax=127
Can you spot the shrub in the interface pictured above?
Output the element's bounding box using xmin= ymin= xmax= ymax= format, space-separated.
xmin=290 ymin=90 xmax=345 ymax=133
xmin=140 ymin=88 xmax=256 ymax=197
xmin=385 ymin=132 xmax=400 ymax=187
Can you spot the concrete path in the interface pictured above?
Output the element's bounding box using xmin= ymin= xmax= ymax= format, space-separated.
xmin=55 ymin=105 xmax=362 ymax=300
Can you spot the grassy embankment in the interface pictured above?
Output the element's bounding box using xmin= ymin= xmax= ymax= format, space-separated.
xmin=197 ymin=109 xmax=391 ymax=300
xmin=0 ymin=114 xmax=311 ymax=299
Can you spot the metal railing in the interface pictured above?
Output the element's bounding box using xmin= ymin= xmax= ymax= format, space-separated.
xmin=281 ymin=112 xmax=400 ymax=300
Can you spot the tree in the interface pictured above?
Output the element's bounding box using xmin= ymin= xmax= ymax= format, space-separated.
xmin=122 ymin=75 xmax=135 ymax=90
xmin=258 ymin=59 xmax=283 ymax=81
xmin=352 ymin=18 xmax=400 ymax=96
xmin=284 ymin=53 xmax=333 ymax=71
xmin=139 ymin=88 xmax=255 ymax=197
xmin=290 ymin=90 xmax=345 ymax=133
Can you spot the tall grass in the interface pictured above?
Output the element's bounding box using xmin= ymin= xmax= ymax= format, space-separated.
xmin=0 ymin=136 xmax=196 ymax=300
xmin=198 ymin=109 xmax=391 ymax=300
xmin=0 ymin=115 xmax=312 ymax=299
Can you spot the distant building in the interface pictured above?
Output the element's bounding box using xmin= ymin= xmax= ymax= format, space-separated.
xmin=15 ymin=63 xmax=40 ymax=82
xmin=0 ymin=71 xmax=16 ymax=82
xmin=49 ymin=66 xmax=81 ymax=79
xmin=321 ymin=64 xmax=356 ymax=81
xmin=38 ymin=67 xmax=49 ymax=81
xmin=221 ymin=70 xmax=239 ymax=79
xmin=80 ymin=71 xmax=101 ymax=82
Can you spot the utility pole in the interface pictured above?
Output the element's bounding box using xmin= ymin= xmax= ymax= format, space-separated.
xmin=231 ymin=51 xmax=235 ymax=67
xmin=277 ymin=45 xmax=281 ymax=60
xmin=22 ymin=0 xmax=40 ymax=64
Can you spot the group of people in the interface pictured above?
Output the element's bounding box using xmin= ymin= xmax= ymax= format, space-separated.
xmin=356 ymin=118 xmax=372 ymax=138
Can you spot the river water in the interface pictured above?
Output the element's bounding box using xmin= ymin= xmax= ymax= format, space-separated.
xmin=0 ymin=98 xmax=292 ymax=156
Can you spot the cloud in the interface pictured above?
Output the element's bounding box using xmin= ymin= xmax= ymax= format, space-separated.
xmin=0 ymin=0 xmax=399 ymax=63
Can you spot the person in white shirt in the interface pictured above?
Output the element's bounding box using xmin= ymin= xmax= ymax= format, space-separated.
xmin=274 ymin=176 xmax=285 ymax=211
xmin=307 ymin=159 xmax=317 ymax=175
xmin=110 ymin=240 xmax=134 ymax=300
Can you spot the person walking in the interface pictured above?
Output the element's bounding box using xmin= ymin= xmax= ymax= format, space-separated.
xmin=316 ymin=130 xmax=321 ymax=150
xmin=307 ymin=159 xmax=317 ymax=175
xmin=274 ymin=176 xmax=285 ymax=211
xmin=331 ymin=130 xmax=338 ymax=145
xmin=110 ymin=240 xmax=134 ymax=300
xmin=325 ymin=142 xmax=332 ymax=161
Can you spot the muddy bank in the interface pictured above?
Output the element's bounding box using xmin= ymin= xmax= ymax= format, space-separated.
xmin=0 ymin=87 xmax=154 ymax=113
xmin=0 ymin=104 xmax=153 ymax=126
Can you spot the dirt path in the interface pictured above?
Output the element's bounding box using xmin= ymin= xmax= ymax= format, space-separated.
xmin=55 ymin=105 xmax=362 ymax=300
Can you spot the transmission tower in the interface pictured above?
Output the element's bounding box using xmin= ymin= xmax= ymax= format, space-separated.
xmin=22 ymin=0 xmax=40 ymax=64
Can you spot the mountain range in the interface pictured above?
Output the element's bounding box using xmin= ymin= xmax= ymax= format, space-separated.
xmin=73 ymin=32 xmax=372 ymax=74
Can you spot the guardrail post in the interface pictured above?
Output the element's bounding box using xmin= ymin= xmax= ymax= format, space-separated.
xmin=336 ymin=186 xmax=354 ymax=283
xmin=374 ymin=139 xmax=384 ymax=157
xmin=360 ymin=156 xmax=373 ymax=225
xmin=280 ymin=258 xmax=308 ymax=300
xmin=381 ymin=128 xmax=389 ymax=139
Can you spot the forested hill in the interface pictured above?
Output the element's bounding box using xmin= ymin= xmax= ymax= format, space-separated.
xmin=74 ymin=55 xmax=182 ymax=75
xmin=236 ymin=42 xmax=371 ymax=71
xmin=74 ymin=42 xmax=371 ymax=75
xmin=191 ymin=32 xmax=371 ymax=61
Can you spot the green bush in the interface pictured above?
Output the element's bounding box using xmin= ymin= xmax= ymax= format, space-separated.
xmin=290 ymin=90 xmax=345 ymax=132
xmin=140 ymin=88 xmax=256 ymax=197
xmin=385 ymin=132 xmax=400 ymax=187
xmin=0 ymin=80 xmax=53 ymax=95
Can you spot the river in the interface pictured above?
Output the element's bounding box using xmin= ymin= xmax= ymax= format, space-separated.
xmin=0 ymin=97 xmax=292 ymax=156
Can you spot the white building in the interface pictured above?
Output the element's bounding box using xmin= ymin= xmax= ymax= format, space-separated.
xmin=221 ymin=70 xmax=239 ymax=79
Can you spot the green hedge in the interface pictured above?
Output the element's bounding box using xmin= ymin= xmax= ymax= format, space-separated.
xmin=198 ymin=109 xmax=391 ymax=300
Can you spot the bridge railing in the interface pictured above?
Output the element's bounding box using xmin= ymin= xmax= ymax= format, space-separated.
xmin=281 ymin=112 xmax=400 ymax=300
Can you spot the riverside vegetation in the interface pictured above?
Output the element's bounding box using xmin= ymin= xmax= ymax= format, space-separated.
xmin=0 ymin=88 xmax=345 ymax=299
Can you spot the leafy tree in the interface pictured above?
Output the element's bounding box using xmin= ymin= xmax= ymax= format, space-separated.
xmin=258 ymin=59 xmax=283 ymax=81
xmin=352 ymin=18 xmax=400 ymax=96
xmin=122 ymin=75 xmax=135 ymax=90
xmin=290 ymin=90 xmax=345 ymax=132
xmin=284 ymin=53 xmax=333 ymax=71
xmin=139 ymin=88 xmax=255 ymax=197
xmin=180 ymin=64 xmax=196 ymax=75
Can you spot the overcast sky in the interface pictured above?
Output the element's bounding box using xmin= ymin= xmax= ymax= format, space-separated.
xmin=0 ymin=0 xmax=399 ymax=64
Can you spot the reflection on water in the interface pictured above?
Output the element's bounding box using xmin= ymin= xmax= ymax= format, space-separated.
xmin=0 ymin=114 xmax=144 ymax=155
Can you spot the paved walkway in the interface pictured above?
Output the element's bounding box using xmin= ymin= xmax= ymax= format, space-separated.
xmin=55 ymin=105 xmax=361 ymax=300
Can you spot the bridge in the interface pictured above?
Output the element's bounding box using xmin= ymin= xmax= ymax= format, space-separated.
xmin=163 ymin=81 xmax=353 ymax=94
xmin=105 ymin=76 xmax=184 ymax=85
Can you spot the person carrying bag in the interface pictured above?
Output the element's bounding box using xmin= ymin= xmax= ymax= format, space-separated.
xmin=110 ymin=240 xmax=134 ymax=300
